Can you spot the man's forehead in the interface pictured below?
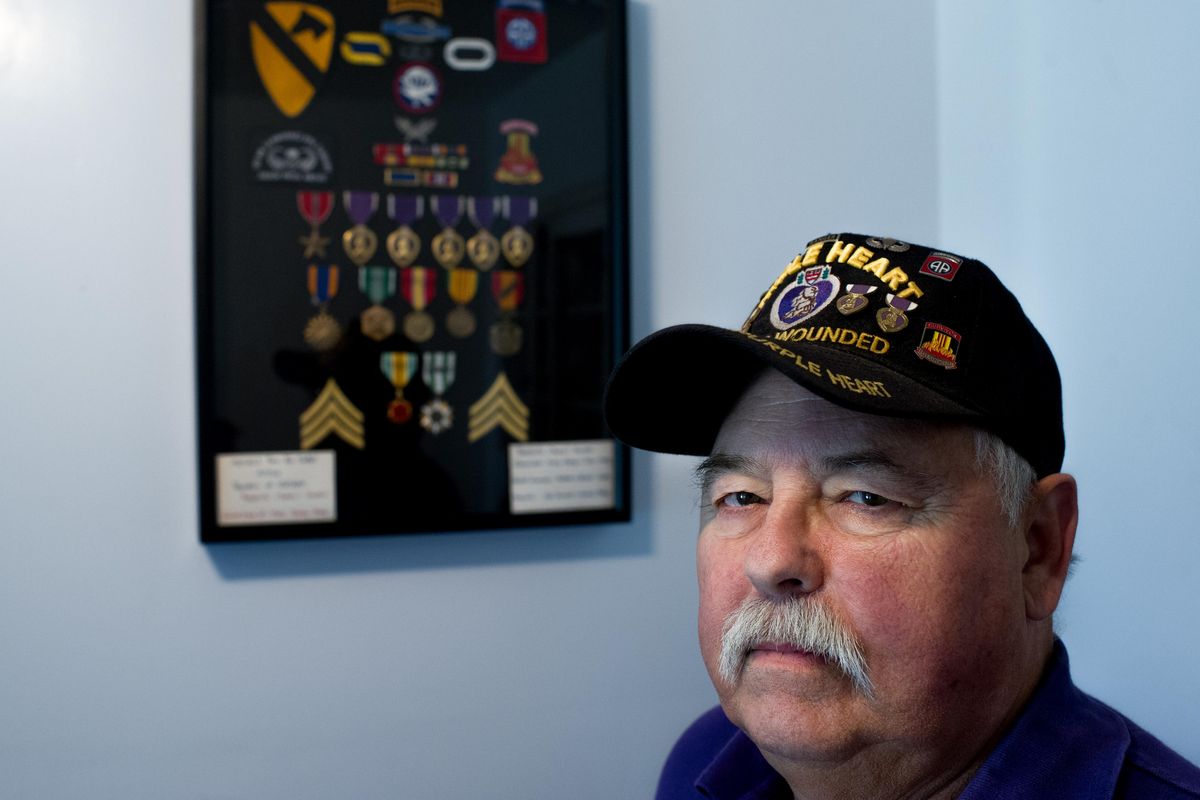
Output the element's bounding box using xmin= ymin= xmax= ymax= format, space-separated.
xmin=712 ymin=369 xmax=975 ymax=466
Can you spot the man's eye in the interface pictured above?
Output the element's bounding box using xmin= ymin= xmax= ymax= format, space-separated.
xmin=846 ymin=490 xmax=892 ymax=507
xmin=719 ymin=491 xmax=763 ymax=508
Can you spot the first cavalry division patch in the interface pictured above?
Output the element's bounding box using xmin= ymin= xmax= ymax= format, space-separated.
xmin=250 ymin=3 xmax=336 ymax=118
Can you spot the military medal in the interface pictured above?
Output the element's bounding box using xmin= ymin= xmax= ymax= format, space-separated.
xmin=430 ymin=195 xmax=466 ymax=269
xmin=877 ymin=293 xmax=919 ymax=333
xmin=342 ymin=191 xmax=380 ymax=266
xmin=494 ymin=119 xmax=543 ymax=184
xmin=500 ymin=195 xmax=537 ymax=267
xmin=380 ymin=351 xmax=420 ymax=424
xmin=385 ymin=194 xmax=424 ymax=267
xmin=490 ymin=270 xmax=525 ymax=356
xmin=837 ymin=283 xmax=878 ymax=315
xmin=446 ymin=267 xmax=479 ymax=337
xmin=358 ymin=266 xmax=398 ymax=341
xmin=419 ymin=351 xmax=457 ymax=434
xmin=400 ymin=266 xmax=438 ymax=342
xmin=304 ymin=264 xmax=342 ymax=351
xmin=297 ymin=191 xmax=334 ymax=258
xmin=466 ymin=196 xmax=501 ymax=270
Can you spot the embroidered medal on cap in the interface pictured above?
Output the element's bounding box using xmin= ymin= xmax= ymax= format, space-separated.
xmin=769 ymin=267 xmax=841 ymax=330
xmin=919 ymin=252 xmax=962 ymax=282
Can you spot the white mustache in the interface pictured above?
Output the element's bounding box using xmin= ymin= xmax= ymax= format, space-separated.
xmin=719 ymin=596 xmax=874 ymax=696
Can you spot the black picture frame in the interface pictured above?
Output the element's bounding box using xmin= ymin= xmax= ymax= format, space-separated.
xmin=195 ymin=0 xmax=629 ymax=542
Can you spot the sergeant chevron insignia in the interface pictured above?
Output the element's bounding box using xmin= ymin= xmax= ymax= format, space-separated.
xmin=467 ymin=371 xmax=529 ymax=442
xmin=250 ymin=2 xmax=336 ymax=118
xmin=299 ymin=378 xmax=365 ymax=450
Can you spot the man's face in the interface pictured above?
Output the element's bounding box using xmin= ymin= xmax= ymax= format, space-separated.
xmin=696 ymin=369 xmax=1034 ymax=767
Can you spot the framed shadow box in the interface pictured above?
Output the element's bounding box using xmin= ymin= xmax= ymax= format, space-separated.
xmin=195 ymin=0 xmax=629 ymax=541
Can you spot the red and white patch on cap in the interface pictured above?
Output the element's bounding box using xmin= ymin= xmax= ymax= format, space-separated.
xmin=919 ymin=252 xmax=962 ymax=282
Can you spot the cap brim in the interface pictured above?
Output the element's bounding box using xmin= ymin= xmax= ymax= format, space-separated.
xmin=604 ymin=324 xmax=983 ymax=456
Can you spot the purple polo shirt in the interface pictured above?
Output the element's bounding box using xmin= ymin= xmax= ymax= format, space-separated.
xmin=658 ymin=641 xmax=1200 ymax=799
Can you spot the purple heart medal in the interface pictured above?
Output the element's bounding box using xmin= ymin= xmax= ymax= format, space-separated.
xmin=430 ymin=195 xmax=466 ymax=269
xmin=500 ymin=196 xmax=537 ymax=267
xmin=877 ymin=293 xmax=919 ymax=333
xmin=385 ymin=194 xmax=424 ymax=267
xmin=769 ymin=266 xmax=841 ymax=330
xmin=466 ymin=196 xmax=501 ymax=271
xmin=342 ymin=191 xmax=380 ymax=266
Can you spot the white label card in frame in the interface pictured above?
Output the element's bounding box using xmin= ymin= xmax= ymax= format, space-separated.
xmin=508 ymin=440 xmax=615 ymax=515
xmin=216 ymin=451 xmax=337 ymax=526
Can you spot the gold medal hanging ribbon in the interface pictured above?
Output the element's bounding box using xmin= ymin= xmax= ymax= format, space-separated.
xmin=500 ymin=195 xmax=537 ymax=267
xmin=342 ymin=191 xmax=380 ymax=265
xmin=446 ymin=266 xmax=479 ymax=338
xmin=430 ymin=195 xmax=466 ymax=269
xmin=380 ymin=351 xmax=419 ymax=424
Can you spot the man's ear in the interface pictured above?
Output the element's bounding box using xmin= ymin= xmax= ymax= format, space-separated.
xmin=1022 ymin=473 xmax=1079 ymax=621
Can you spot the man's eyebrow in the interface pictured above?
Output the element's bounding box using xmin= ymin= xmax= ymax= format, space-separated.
xmin=694 ymin=453 xmax=760 ymax=498
xmin=819 ymin=449 xmax=941 ymax=490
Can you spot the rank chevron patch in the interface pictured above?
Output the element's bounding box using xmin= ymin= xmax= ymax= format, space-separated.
xmin=467 ymin=372 xmax=529 ymax=443
xmin=299 ymin=378 xmax=365 ymax=449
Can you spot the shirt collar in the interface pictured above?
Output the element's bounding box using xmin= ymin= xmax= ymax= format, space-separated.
xmin=694 ymin=640 xmax=1128 ymax=800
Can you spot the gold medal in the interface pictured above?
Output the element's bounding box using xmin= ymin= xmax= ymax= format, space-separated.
xmin=467 ymin=228 xmax=501 ymax=270
xmin=489 ymin=319 xmax=523 ymax=356
xmin=386 ymin=225 xmax=421 ymax=266
xmin=432 ymin=227 xmax=466 ymax=269
xmin=446 ymin=305 xmax=476 ymax=338
xmin=304 ymin=310 xmax=342 ymax=351
xmin=500 ymin=225 xmax=534 ymax=268
xmin=343 ymin=225 xmax=378 ymax=266
xmin=360 ymin=304 xmax=396 ymax=342
xmin=403 ymin=310 xmax=435 ymax=342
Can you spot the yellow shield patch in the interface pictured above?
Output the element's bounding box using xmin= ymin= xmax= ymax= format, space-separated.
xmin=249 ymin=3 xmax=335 ymax=118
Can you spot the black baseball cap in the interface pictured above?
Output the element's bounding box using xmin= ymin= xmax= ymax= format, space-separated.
xmin=604 ymin=233 xmax=1064 ymax=477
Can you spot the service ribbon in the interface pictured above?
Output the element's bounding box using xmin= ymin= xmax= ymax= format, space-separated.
xmin=387 ymin=194 xmax=424 ymax=226
xmin=491 ymin=270 xmax=524 ymax=312
xmin=502 ymin=195 xmax=538 ymax=226
xmin=883 ymin=293 xmax=919 ymax=312
xmin=467 ymin=197 xmax=498 ymax=230
xmin=380 ymin=351 xmax=419 ymax=391
xmin=447 ymin=267 xmax=479 ymax=304
xmin=358 ymin=266 xmax=397 ymax=304
xmin=344 ymin=191 xmax=380 ymax=226
xmin=422 ymin=351 xmax=457 ymax=396
xmin=298 ymin=191 xmax=334 ymax=226
xmin=401 ymin=266 xmax=437 ymax=311
xmin=431 ymin=195 xmax=464 ymax=228
xmin=307 ymin=264 xmax=340 ymax=304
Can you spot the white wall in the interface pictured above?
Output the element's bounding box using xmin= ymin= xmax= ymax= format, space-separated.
xmin=0 ymin=1 xmax=939 ymax=797
xmin=7 ymin=1 xmax=1192 ymax=797
xmin=937 ymin=0 xmax=1200 ymax=761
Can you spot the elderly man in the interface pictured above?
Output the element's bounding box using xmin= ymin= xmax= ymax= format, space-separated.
xmin=604 ymin=234 xmax=1200 ymax=799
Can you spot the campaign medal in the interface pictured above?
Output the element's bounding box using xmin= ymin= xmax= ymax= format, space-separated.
xmin=490 ymin=270 xmax=525 ymax=356
xmin=466 ymin=196 xmax=501 ymax=270
xmin=400 ymin=266 xmax=437 ymax=342
xmin=837 ymin=283 xmax=878 ymax=316
xmin=358 ymin=266 xmax=398 ymax=341
xmin=342 ymin=191 xmax=380 ymax=266
xmin=877 ymin=293 xmax=919 ymax=333
xmin=446 ymin=267 xmax=479 ymax=337
xmin=769 ymin=266 xmax=841 ymax=331
xmin=385 ymin=194 xmax=424 ymax=267
xmin=430 ymin=195 xmax=466 ymax=269
xmin=500 ymin=195 xmax=537 ymax=267
xmin=419 ymin=350 xmax=456 ymax=434
xmin=380 ymin=351 xmax=419 ymax=424
xmin=494 ymin=119 xmax=543 ymax=185
xmin=297 ymin=191 xmax=334 ymax=258
xmin=304 ymin=264 xmax=342 ymax=351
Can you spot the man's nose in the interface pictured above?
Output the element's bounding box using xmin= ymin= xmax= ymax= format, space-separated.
xmin=744 ymin=501 xmax=826 ymax=599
